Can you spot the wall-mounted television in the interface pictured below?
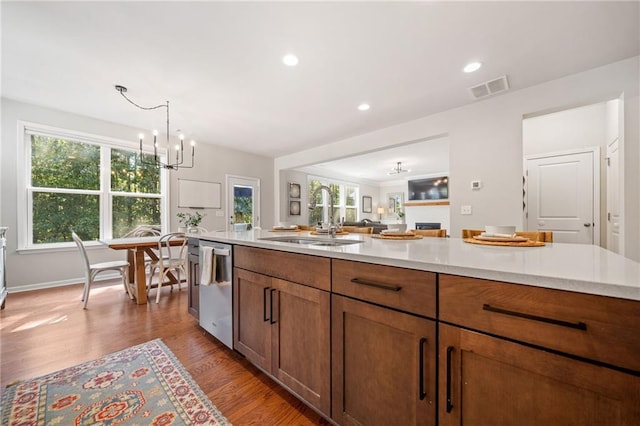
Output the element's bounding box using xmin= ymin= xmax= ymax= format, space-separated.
xmin=408 ymin=176 xmax=448 ymax=201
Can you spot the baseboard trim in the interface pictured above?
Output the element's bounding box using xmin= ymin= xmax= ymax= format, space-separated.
xmin=7 ymin=273 xmax=123 ymax=293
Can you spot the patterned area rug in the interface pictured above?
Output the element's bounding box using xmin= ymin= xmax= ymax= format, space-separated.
xmin=1 ymin=339 xmax=230 ymax=425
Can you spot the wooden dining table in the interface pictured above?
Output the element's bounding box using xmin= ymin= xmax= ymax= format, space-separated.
xmin=101 ymin=236 xmax=185 ymax=304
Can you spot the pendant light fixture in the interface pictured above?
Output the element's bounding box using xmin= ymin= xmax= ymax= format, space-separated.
xmin=115 ymin=85 xmax=195 ymax=170
xmin=387 ymin=161 xmax=410 ymax=175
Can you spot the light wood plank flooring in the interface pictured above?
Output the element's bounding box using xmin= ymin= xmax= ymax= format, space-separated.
xmin=0 ymin=280 xmax=329 ymax=425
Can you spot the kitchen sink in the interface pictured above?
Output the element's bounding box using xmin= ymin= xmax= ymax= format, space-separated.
xmin=259 ymin=236 xmax=364 ymax=246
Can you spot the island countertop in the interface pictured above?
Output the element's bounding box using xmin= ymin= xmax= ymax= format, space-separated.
xmin=196 ymin=230 xmax=640 ymax=302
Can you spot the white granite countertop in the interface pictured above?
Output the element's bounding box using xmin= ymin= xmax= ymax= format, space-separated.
xmin=196 ymin=230 xmax=640 ymax=302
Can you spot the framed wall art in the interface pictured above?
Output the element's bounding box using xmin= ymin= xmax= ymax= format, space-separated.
xmin=289 ymin=182 xmax=301 ymax=199
xmin=289 ymin=200 xmax=301 ymax=216
xmin=362 ymin=196 xmax=372 ymax=213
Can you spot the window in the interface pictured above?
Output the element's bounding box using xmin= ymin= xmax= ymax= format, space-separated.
xmin=307 ymin=177 xmax=359 ymax=225
xmin=19 ymin=122 xmax=167 ymax=249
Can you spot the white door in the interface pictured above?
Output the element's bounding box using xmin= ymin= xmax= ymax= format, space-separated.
xmin=227 ymin=176 xmax=260 ymax=231
xmin=526 ymin=150 xmax=597 ymax=244
xmin=606 ymin=139 xmax=620 ymax=253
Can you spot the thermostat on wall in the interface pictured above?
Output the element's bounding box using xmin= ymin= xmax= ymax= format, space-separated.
xmin=471 ymin=180 xmax=482 ymax=190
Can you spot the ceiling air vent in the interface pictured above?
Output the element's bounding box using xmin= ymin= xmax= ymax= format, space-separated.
xmin=468 ymin=75 xmax=509 ymax=100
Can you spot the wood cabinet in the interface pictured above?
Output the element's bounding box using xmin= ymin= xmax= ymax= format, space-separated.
xmin=234 ymin=268 xmax=272 ymax=370
xmin=439 ymin=274 xmax=640 ymax=372
xmin=186 ymin=237 xmax=199 ymax=318
xmin=332 ymin=294 xmax=436 ymax=426
xmin=331 ymin=257 xmax=437 ymax=426
xmin=332 ymin=259 xmax=436 ymax=318
xmin=230 ymin=245 xmax=640 ymax=425
xmin=233 ymin=246 xmax=331 ymax=416
xmin=439 ymin=274 xmax=640 ymax=426
xmin=439 ymin=323 xmax=640 ymax=425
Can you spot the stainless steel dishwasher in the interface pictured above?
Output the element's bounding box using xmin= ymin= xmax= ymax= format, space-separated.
xmin=198 ymin=240 xmax=233 ymax=349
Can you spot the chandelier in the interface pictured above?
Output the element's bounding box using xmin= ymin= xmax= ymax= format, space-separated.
xmin=115 ymin=85 xmax=194 ymax=170
xmin=388 ymin=161 xmax=410 ymax=175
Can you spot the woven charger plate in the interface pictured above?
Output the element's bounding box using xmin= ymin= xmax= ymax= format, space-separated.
xmin=464 ymin=238 xmax=545 ymax=247
xmin=372 ymin=234 xmax=423 ymax=240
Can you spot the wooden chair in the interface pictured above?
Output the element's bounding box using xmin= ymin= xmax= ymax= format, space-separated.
xmin=341 ymin=226 xmax=374 ymax=234
xmin=461 ymin=229 xmax=553 ymax=242
xmin=411 ymin=229 xmax=447 ymax=238
xmin=72 ymin=232 xmax=131 ymax=309
xmin=147 ymin=233 xmax=188 ymax=303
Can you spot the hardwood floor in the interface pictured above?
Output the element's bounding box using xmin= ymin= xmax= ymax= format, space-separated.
xmin=0 ymin=280 xmax=330 ymax=425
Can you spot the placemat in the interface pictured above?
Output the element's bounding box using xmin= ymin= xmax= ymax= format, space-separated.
xmin=464 ymin=238 xmax=545 ymax=247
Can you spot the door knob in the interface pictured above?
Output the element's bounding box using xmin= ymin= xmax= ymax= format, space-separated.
xmin=583 ymin=223 xmax=591 ymax=227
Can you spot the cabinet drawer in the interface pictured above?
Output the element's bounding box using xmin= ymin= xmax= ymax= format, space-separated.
xmin=440 ymin=274 xmax=640 ymax=372
xmin=332 ymin=259 xmax=436 ymax=318
xmin=235 ymin=246 xmax=330 ymax=291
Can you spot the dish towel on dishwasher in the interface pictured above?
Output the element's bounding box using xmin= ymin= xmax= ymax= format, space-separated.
xmin=199 ymin=246 xmax=215 ymax=286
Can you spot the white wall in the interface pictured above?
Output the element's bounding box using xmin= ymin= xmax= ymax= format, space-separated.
xmin=1 ymin=98 xmax=274 ymax=291
xmin=279 ymin=168 xmax=381 ymax=225
xmin=405 ymin=206 xmax=450 ymax=234
xmin=275 ymin=56 xmax=640 ymax=261
xmin=523 ymin=102 xmax=607 ymax=156
xmin=279 ymin=169 xmax=309 ymax=226
xmin=523 ymin=100 xmax=616 ymax=248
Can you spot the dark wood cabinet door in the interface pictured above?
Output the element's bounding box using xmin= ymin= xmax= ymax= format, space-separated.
xmin=271 ymin=278 xmax=330 ymax=416
xmin=187 ymin=253 xmax=199 ymax=318
xmin=332 ymin=294 xmax=436 ymax=426
xmin=233 ymin=268 xmax=272 ymax=371
xmin=439 ymin=323 xmax=640 ymax=426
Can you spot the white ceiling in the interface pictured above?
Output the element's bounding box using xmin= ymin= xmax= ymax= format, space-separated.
xmin=298 ymin=136 xmax=450 ymax=185
xmin=2 ymin=1 xmax=639 ymax=161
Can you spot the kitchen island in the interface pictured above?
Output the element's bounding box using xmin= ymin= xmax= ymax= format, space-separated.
xmin=195 ymin=230 xmax=640 ymax=426
xmin=198 ymin=229 xmax=640 ymax=300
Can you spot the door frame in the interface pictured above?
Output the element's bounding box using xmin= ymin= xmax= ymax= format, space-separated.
xmin=606 ymin=138 xmax=621 ymax=253
xmin=523 ymin=147 xmax=600 ymax=246
xmin=226 ymin=175 xmax=261 ymax=231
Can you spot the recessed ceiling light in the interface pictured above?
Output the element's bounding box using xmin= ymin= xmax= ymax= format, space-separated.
xmin=282 ymin=54 xmax=299 ymax=66
xmin=358 ymin=103 xmax=370 ymax=111
xmin=463 ymin=61 xmax=482 ymax=73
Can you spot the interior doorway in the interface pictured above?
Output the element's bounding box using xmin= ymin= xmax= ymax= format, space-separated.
xmin=522 ymin=98 xmax=622 ymax=251
xmin=525 ymin=149 xmax=598 ymax=244
xmin=226 ymin=176 xmax=260 ymax=231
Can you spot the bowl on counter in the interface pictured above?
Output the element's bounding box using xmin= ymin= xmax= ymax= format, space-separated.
xmin=484 ymin=225 xmax=516 ymax=235
xmin=387 ymin=224 xmax=408 ymax=233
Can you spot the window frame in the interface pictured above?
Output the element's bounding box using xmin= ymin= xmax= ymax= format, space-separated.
xmin=17 ymin=121 xmax=169 ymax=251
xmin=307 ymin=176 xmax=360 ymax=225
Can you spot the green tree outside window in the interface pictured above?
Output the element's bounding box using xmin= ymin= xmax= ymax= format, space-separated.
xmin=28 ymin=134 xmax=163 ymax=244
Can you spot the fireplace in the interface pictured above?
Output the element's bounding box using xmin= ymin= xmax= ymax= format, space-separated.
xmin=415 ymin=222 xmax=441 ymax=230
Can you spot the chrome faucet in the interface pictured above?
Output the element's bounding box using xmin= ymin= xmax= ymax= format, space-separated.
xmin=308 ymin=185 xmax=338 ymax=237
